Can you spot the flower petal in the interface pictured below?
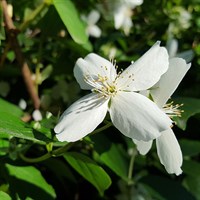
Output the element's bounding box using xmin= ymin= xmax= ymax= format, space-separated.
xmin=74 ymin=53 xmax=117 ymax=90
xmin=122 ymin=16 xmax=133 ymax=35
xmin=156 ymin=128 xmax=183 ymax=175
xmin=151 ymin=58 xmax=191 ymax=107
xmin=133 ymin=139 xmax=153 ymax=155
xmin=114 ymin=5 xmax=126 ymax=29
xmin=54 ymin=93 xmax=109 ymax=142
xmin=109 ymin=91 xmax=172 ymax=141
xmin=116 ymin=41 xmax=169 ymax=91
xmin=87 ymin=25 xmax=101 ymax=38
xmin=125 ymin=0 xmax=143 ymax=8
xmin=87 ymin=10 xmax=100 ymax=25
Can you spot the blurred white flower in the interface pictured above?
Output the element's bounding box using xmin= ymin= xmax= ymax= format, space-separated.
xmin=133 ymin=57 xmax=191 ymax=175
xmin=82 ymin=10 xmax=102 ymax=38
xmin=18 ymin=99 xmax=27 ymax=110
xmin=167 ymin=38 xmax=194 ymax=62
xmin=113 ymin=0 xmax=143 ymax=35
xmin=32 ymin=109 xmax=42 ymax=121
xmin=168 ymin=7 xmax=191 ymax=36
xmin=54 ymin=41 xmax=172 ymax=142
xmin=178 ymin=8 xmax=191 ymax=29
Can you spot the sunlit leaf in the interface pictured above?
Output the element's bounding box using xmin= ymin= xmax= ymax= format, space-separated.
xmin=6 ymin=164 xmax=56 ymax=199
xmin=64 ymin=152 xmax=111 ymax=195
xmin=0 ymin=99 xmax=51 ymax=143
xmin=0 ymin=98 xmax=23 ymax=117
xmin=0 ymin=191 xmax=11 ymax=200
xmin=53 ymin=0 xmax=88 ymax=44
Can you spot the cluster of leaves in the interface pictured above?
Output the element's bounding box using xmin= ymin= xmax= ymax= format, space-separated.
xmin=0 ymin=0 xmax=200 ymax=199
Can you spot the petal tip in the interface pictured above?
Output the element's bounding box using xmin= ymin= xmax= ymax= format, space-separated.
xmin=155 ymin=40 xmax=161 ymax=46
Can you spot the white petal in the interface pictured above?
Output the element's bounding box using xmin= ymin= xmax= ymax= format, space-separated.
xmin=87 ymin=25 xmax=101 ymax=38
xmin=54 ymin=93 xmax=109 ymax=142
xmin=156 ymin=128 xmax=183 ymax=175
xmin=151 ymin=58 xmax=191 ymax=107
xmin=32 ymin=109 xmax=42 ymax=121
xmin=133 ymin=139 xmax=153 ymax=155
xmin=123 ymin=16 xmax=133 ymax=35
xmin=109 ymin=91 xmax=172 ymax=141
xmin=114 ymin=6 xmax=126 ymax=29
xmin=166 ymin=38 xmax=178 ymax=58
xmin=116 ymin=41 xmax=169 ymax=91
xmin=125 ymin=0 xmax=143 ymax=7
xmin=18 ymin=99 xmax=27 ymax=110
xmin=74 ymin=53 xmax=117 ymax=90
xmin=87 ymin=10 xmax=100 ymax=25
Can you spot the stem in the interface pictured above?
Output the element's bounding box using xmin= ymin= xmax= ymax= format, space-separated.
xmin=127 ymin=148 xmax=137 ymax=185
xmin=1 ymin=0 xmax=40 ymax=109
xmin=19 ymin=152 xmax=51 ymax=163
xmin=52 ymin=142 xmax=74 ymax=155
xmin=20 ymin=122 xmax=112 ymax=163
xmin=90 ymin=122 xmax=112 ymax=135
xmin=19 ymin=142 xmax=74 ymax=163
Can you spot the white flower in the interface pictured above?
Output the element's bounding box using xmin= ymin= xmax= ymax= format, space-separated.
xmin=133 ymin=57 xmax=191 ymax=175
xmin=19 ymin=99 xmax=27 ymax=110
xmin=166 ymin=38 xmax=194 ymax=62
xmin=114 ymin=0 xmax=143 ymax=35
xmin=32 ymin=109 xmax=42 ymax=121
xmin=54 ymin=42 xmax=172 ymax=142
xmin=82 ymin=10 xmax=101 ymax=38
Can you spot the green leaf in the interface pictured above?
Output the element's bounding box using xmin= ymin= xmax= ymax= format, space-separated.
xmin=182 ymin=160 xmax=200 ymax=176
xmin=0 ymin=99 xmax=52 ymax=143
xmin=182 ymin=161 xmax=200 ymax=200
xmin=92 ymin=134 xmax=129 ymax=181
xmin=53 ymin=0 xmax=88 ymax=44
xmin=173 ymin=97 xmax=200 ymax=130
xmin=141 ymin=175 xmax=195 ymax=200
xmin=180 ymin=139 xmax=200 ymax=156
xmin=44 ymin=158 xmax=77 ymax=183
xmin=6 ymin=164 xmax=56 ymax=199
xmin=0 ymin=111 xmax=51 ymax=143
xmin=0 ymin=191 xmax=11 ymax=200
xmin=64 ymin=152 xmax=111 ymax=195
xmin=184 ymin=176 xmax=200 ymax=200
xmin=0 ymin=98 xmax=23 ymax=117
xmin=0 ymin=138 xmax=9 ymax=155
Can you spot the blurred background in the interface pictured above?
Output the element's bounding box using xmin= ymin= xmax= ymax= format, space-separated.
xmin=0 ymin=0 xmax=200 ymax=199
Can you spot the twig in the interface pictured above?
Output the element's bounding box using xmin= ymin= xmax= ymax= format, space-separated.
xmin=1 ymin=0 xmax=40 ymax=109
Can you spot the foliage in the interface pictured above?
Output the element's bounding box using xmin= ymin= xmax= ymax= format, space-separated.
xmin=0 ymin=0 xmax=200 ymax=199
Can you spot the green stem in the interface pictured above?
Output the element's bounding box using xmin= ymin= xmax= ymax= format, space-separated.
xmin=19 ymin=152 xmax=51 ymax=163
xmin=127 ymin=148 xmax=137 ymax=185
xmin=91 ymin=122 xmax=112 ymax=135
xmin=20 ymin=122 xmax=112 ymax=163
xmin=19 ymin=142 xmax=73 ymax=163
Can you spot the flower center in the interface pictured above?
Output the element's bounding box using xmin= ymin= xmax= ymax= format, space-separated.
xmin=84 ymin=73 xmax=117 ymax=97
xmin=163 ymin=101 xmax=183 ymax=118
